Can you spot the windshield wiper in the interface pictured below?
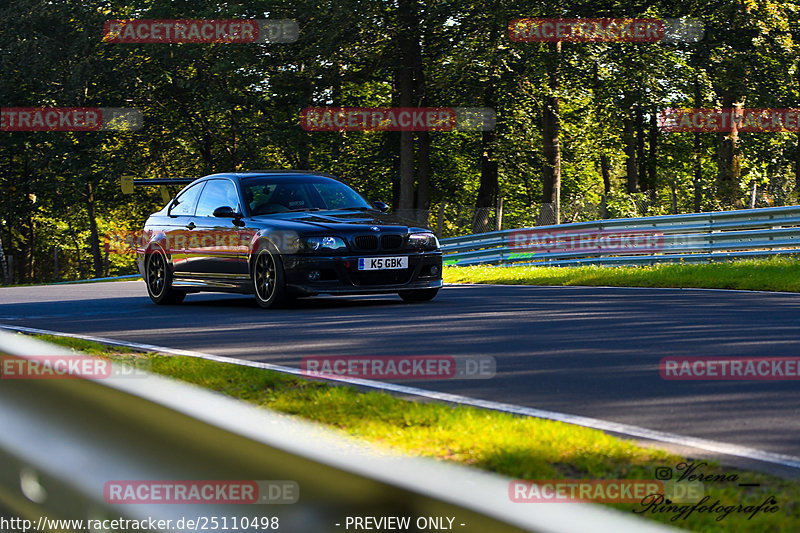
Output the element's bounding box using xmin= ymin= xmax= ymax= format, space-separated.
xmin=339 ymin=206 xmax=375 ymax=211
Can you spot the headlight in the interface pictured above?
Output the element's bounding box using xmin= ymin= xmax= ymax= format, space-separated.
xmin=296 ymin=236 xmax=347 ymax=252
xmin=407 ymin=232 xmax=439 ymax=250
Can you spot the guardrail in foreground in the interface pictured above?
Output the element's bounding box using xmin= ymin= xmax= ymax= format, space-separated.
xmin=440 ymin=205 xmax=800 ymax=267
xmin=0 ymin=331 xmax=681 ymax=532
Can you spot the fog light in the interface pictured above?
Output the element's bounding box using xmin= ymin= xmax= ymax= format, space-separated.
xmin=430 ymin=265 xmax=439 ymax=275
xmin=308 ymin=270 xmax=321 ymax=281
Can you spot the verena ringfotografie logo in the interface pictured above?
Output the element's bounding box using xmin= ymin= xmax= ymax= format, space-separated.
xmin=103 ymin=19 xmax=299 ymax=43
xmin=1 ymin=107 xmax=142 ymax=131
xmin=301 ymin=355 xmax=496 ymax=380
xmin=1 ymin=355 xmax=149 ymax=379
xmin=659 ymin=108 xmax=800 ymax=132
xmin=509 ymin=228 xmax=663 ymax=254
xmin=509 ymin=18 xmax=703 ymax=43
xmin=300 ymin=107 xmax=496 ymax=132
xmin=661 ymin=357 xmax=800 ymax=380
xmin=104 ymin=480 xmax=298 ymax=504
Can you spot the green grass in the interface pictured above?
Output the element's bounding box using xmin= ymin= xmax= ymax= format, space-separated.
xmin=0 ymin=274 xmax=139 ymax=288
xmin=443 ymin=257 xmax=800 ymax=292
xmin=23 ymin=332 xmax=800 ymax=532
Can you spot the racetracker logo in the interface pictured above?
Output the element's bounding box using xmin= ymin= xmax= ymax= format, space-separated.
xmin=301 ymin=355 xmax=496 ymax=380
xmin=102 ymin=19 xmax=299 ymax=43
xmin=103 ymin=229 xmax=258 ymax=255
xmin=1 ymin=107 xmax=142 ymax=132
xmin=660 ymin=357 xmax=800 ymax=380
xmin=104 ymin=480 xmax=298 ymax=504
xmin=300 ymin=107 xmax=496 ymax=132
xmin=509 ymin=18 xmax=703 ymax=43
xmin=509 ymin=228 xmax=663 ymax=253
xmin=659 ymin=108 xmax=800 ymax=132
xmin=0 ymin=355 xmax=149 ymax=379
xmin=509 ymin=480 xmax=666 ymax=503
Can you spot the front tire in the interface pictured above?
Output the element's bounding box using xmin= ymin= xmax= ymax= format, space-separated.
xmin=252 ymin=247 xmax=289 ymax=309
xmin=145 ymin=248 xmax=185 ymax=305
xmin=398 ymin=288 xmax=439 ymax=302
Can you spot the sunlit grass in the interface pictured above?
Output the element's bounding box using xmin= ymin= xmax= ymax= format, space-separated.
xmin=444 ymin=257 xmax=800 ymax=292
xmin=26 ymin=332 xmax=800 ymax=532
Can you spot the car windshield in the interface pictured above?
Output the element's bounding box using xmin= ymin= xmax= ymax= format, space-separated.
xmin=241 ymin=176 xmax=374 ymax=216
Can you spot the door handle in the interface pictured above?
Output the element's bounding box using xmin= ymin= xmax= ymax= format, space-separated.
xmin=185 ymin=222 xmax=196 ymax=230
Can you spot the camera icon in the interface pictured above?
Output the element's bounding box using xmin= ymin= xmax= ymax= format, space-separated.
xmin=654 ymin=467 xmax=673 ymax=481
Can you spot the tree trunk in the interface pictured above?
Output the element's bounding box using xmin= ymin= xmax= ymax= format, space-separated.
xmin=600 ymin=153 xmax=611 ymax=219
xmin=540 ymin=41 xmax=561 ymax=225
xmin=66 ymin=210 xmax=85 ymax=279
xmin=395 ymin=0 xmax=419 ymax=215
xmin=416 ymin=131 xmax=431 ymax=225
xmin=717 ymin=95 xmax=743 ymax=206
xmin=623 ymin=111 xmax=638 ymax=193
xmin=693 ymin=132 xmax=703 ymax=212
xmin=27 ymin=215 xmax=34 ymax=281
xmin=86 ymin=182 xmax=103 ymax=278
xmin=473 ymin=129 xmax=498 ymax=233
xmin=693 ymin=78 xmax=703 ymax=212
xmin=635 ymin=104 xmax=646 ymax=190
xmin=795 ymin=132 xmax=800 ymax=201
xmin=647 ymin=112 xmax=658 ymax=193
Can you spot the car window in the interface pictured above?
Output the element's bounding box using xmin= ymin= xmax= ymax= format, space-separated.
xmin=241 ymin=177 xmax=374 ymax=214
xmin=312 ymin=182 xmax=371 ymax=210
xmin=194 ymin=179 xmax=240 ymax=217
xmin=169 ymin=181 xmax=204 ymax=216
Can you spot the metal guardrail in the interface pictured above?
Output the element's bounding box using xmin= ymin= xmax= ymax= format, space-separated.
xmin=440 ymin=205 xmax=800 ymax=267
xmin=0 ymin=331 xmax=681 ymax=533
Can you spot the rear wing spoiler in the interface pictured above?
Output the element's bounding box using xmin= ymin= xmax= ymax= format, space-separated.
xmin=119 ymin=176 xmax=199 ymax=202
xmin=132 ymin=178 xmax=198 ymax=186
xmin=120 ymin=177 xmax=199 ymax=200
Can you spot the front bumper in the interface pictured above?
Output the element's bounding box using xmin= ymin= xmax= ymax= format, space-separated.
xmin=283 ymin=251 xmax=443 ymax=296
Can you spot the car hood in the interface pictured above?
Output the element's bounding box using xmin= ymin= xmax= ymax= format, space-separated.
xmin=249 ymin=210 xmax=431 ymax=233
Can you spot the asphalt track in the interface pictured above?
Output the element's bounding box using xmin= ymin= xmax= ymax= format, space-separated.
xmin=2 ymin=280 xmax=799 ymax=460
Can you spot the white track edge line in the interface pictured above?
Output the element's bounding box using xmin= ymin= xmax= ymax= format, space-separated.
xmin=4 ymin=322 xmax=800 ymax=471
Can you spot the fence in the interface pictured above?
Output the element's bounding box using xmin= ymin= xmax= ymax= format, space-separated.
xmin=0 ymin=330 xmax=681 ymax=532
xmin=440 ymin=204 xmax=800 ymax=267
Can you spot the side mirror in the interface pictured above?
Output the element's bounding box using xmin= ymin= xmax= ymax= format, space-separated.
xmin=167 ymin=198 xmax=179 ymax=216
xmin=372 ymin=201 xmax=390 ymax=213
xmin=213 ymin=206 xmax=236 ymax=218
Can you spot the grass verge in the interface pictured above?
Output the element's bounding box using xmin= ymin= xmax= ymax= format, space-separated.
xmin=443 ymin=257 xmax=800 ymax=293
xmin=22 ymin=333 xmax=800 ymax=532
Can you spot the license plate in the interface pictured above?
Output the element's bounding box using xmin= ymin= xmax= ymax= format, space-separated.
xmin=358 ymin=256 xmax=408 ymax=270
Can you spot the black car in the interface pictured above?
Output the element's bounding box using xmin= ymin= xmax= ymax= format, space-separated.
xmin=136 ymin=171 xmax=443 ymax=308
